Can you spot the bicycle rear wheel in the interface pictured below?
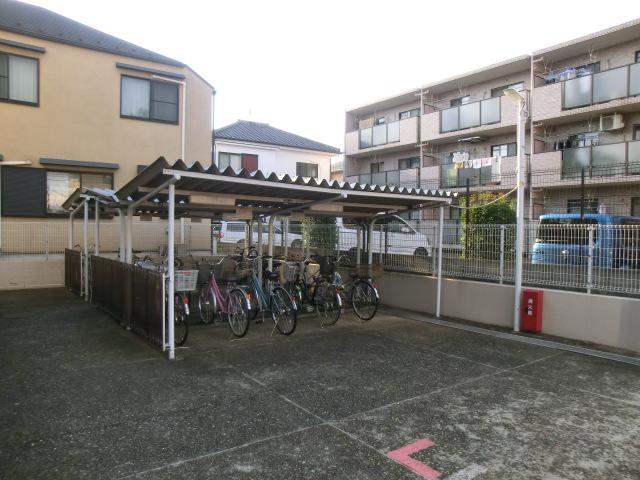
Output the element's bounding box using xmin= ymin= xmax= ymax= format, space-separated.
xmin=198 ymin=285 xmax=216 ymax=324
xmin=313 ymin=283 xmax=342 ymax=327
xmin=270 ymin=286 xmax=297 ymax=335
xmin=228 ymin=288 xmax=249 ymax=337
xmin=351 ymin=280 xmax=378 ymax=321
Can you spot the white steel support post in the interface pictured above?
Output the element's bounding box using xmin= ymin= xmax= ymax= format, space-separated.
xmin=499 ymin=225 xmax=505 ymax=284
xmin=167 ymin=183 xmax=176 ymax=360
xmin=587 ymin=227 xmax=594 ymax=294
xmin=125 ymin=209 xmax=133 ymax=264
xmin=506 ymin=88 xmax=526 ymax=333
xmin=436 ymin=205 xmax=444 ymax=318
xmin=69 ymin=211 xmax=75 ymax=249
xmin=94 ymin=199 xmax=100 ymax=256
xmin=283 ymin=218 xmax=289 ymax=259
xmin=83 ymin=200 xmax=89 ymax=301
xmin=119 ymin=209 xmax=126 ymax=262
xmin=180 ymin=217 xmax=185 ymax=245
xmin=378 ymin=224 xmax=383 ymax=263
xmin=257 ymin=219 xmax=263 ymax=284
xmin=267 ymin=216 xmax=276 ymax=272
xmin=367 ymin=222 xmax=374 ymax=264
xmin=356 ymin=224 xmax=362 ymax=266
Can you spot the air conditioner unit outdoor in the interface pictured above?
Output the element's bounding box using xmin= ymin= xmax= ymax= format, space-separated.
xmin=600 ymin=113 xmax=624 ymax=131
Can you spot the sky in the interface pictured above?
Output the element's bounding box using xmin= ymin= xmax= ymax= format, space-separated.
xmin=28 ymin=0 xmax=640 ymax=151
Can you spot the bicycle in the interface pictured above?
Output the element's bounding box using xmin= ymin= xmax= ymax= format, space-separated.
xmin=285 ymin=255 xmax=342 ymax=327
xmin=331 ymin=256 xmax=379 ymax=321
xmin=197 ymin=256 xmax=251 ymax=337
xmin=241 ymin=255 xmax=297 ymax=335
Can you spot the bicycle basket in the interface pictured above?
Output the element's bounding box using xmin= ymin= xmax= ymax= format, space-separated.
xmin=175 ymin=270 xmax=199 ymax=292
xmin=281 ymin=261 xmax=299 ymax=283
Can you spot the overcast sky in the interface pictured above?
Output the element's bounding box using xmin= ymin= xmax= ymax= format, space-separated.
xmin=29 ymin=1 xmax=640 ymax=150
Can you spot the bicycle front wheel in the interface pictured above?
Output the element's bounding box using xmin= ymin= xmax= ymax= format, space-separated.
xmin=351 ymin=280 xmax=378 ymax=321
xmin=174 ymin=298 xmax=189 ymax=346
xmin=314 ymin=283 xmax=342 ymax=327
xmin=270 ymin=286 xmax=297 ymax=335
xmin=228 ymin=288 xmax=249 ymax=337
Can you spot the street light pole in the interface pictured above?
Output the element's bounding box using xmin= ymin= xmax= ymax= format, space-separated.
xmin=505 ymin=88 xmax=527 ymax=333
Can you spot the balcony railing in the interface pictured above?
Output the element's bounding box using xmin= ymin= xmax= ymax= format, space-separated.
xmin=359 ymin=120 xmax=401 ymax=149
xmin=561 ymin=140 xmax=640 ymax=177
xmin=440 ymin=96 xmax=501 ymax=133
xmin=440 ymin=163 xmax=502 ymax=188
xmin=346 ymin=168 xmax=419 ymax=187
xmin=562 ymin=62 xmax=640 ymax=109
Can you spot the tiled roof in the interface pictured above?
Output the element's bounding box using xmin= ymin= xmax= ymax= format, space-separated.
xmin=215 ymin=120 xmax=341 ymax=154
xmin=0 ymin=0 xmax=184 ymax=66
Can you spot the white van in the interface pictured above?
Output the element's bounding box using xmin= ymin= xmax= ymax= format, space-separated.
xmin=216 ymin=221 xmax=304 ymax=248
xmin=336 ymin=216 xmax=432 ymax=256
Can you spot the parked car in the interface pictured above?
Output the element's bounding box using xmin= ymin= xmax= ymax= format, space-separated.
xmin=214 ymin=221 xmax=304 ymax=248
xmin=336 ymin=216 xmax=432 ymax=256
xmin=531 ymin=213 xmax=640 ymax=268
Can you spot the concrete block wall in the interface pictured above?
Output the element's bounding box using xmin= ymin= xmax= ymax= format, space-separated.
xmin=377 ymin=271 xmax=640 ymax=353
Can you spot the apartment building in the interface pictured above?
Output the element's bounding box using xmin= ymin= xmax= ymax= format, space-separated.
xmin=344 ymin=19 xmax=640 ymax=220
xmin=214 ymin=120 xmax=340 ymax=180
xmin=0 ymin=0 xmax=214 ymax=220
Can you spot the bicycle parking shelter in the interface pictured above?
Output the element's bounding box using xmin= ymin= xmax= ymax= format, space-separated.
xmin=63 ymin=157 xmax=454 ymax=360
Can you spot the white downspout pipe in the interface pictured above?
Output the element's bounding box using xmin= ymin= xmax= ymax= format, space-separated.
xmin=119 ymin=209 xmax=126 ymax=262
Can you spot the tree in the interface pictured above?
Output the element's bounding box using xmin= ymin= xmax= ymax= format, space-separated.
xmin=302 ymin=216 xmax=338 ymax=255
xmin=460 ymin=193 xmax=515 ymax=259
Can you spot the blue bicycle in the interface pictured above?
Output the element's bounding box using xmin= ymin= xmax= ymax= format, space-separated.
xmin=242 ymin=255 xmax=297 ymax=335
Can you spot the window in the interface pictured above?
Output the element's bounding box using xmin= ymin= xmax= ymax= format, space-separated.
xmin=491 ymin=82 xmax=524 ymax=98
xmin=450 ymin=95 xmax=471 ymax=107
xmin=491 ymin=143 xmax=517 ymax=157
xmin=218 ymin=152 xmax=242 ymax=171
xmin=399 ymin=108 xmax=420 ymax=120
xmin=370 ymin=162 xmax=383 ymax=174
xmin=634 ymin=125 xmax=640 ymax=141
xmin=537 ymin=218 xmax=598 ymax=245
xmin=46 ymin=171 xmax=113 ymax=214
xmin=121 ymin=76 xmax=179 ymax=123
xmin=398 ymin=157 xmax=419 ymax=170
xmin=632 ymin=198 xmax=640 ymax=217
xmin=636 ymin=51 xmax=640 ymax=63
xmin=296 ymin=162 xmax=318 ymax=178
xmin=374 ymin=117 xmax=386 ymax=125
xmin=226 ymin=222 xmax=245 ymax=232
xmin=0 ymin=52 xmax=38 ymax=105
xmin=567 ymin=199 xmax=599 ymax=215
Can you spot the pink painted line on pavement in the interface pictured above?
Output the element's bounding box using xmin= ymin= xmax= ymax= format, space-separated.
xmin=387 ymin=439 xmax=442 ymax=479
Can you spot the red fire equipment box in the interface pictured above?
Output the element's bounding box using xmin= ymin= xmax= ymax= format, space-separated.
xmin=521 ymin=290 xmax=543 ymax=333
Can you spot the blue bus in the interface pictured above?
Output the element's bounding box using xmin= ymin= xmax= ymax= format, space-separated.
xmin=531 ymin=213 xmax=640 ymax=269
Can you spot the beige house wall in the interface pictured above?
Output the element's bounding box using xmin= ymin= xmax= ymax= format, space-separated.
xmin=0 ymin=30 xmax=213 ymax=190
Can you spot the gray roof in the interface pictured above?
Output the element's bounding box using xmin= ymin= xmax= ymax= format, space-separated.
xmin=0 ymin=0 xmax=184 ymax=67
xmin=215 ymin=120 xmax=341 ymax=154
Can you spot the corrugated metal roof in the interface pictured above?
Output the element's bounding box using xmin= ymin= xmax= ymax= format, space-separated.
xmin=215 ymin=120 xmax=341 ymax=154
xmin=0 ymin=0 xmax=184 ymax=67
xmin=114 ymin=157 xmax=454 ymax=219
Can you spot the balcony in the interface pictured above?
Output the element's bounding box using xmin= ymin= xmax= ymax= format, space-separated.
xmin=532 ymin=63 xmax=640 ymax=122
xmin=436 ymin=157 xmax=517 ymax=191
xmin=345 ymin=168 xmax=420 ymax=187
xmin=421 ymin=96 xmax=518 ymax=143
xmin=531 ymin=140 xmax=640 ymax=187
xmin=344 ymin=116 xmax=419 ymax=157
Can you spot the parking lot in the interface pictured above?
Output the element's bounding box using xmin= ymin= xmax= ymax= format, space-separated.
xmin=1 ymin=288 xmax=639 ymax=479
